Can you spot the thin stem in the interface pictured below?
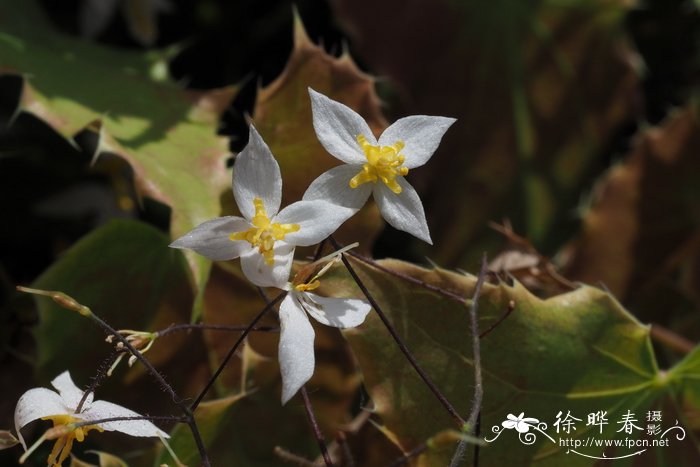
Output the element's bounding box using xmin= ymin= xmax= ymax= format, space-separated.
xmin=17 ymin=287 xmax=211 ymax=467
xmin=300 ymin=387 xmax=334 ymax=467
xmin=344 ymin=249 xmax=467 ymax=304
xmin=273 ymin=446 xmax=317 ymax=466
xmin=650 ymin=323 xmax=695 ymax=354
xmin=189 ymin=291 xmax=286 ymax=411
xmin=76 ymin=349 xmax=120 ymax=413
xmin=85 ymin=311 xmax=212 ymax=467
xmin=71 ymin=415 xmax=187 ymax=428
xmin=479 ymin=299 xmax=515 ymax=339
xmin=450 ymin=255 xmax=488 ymax=467
xmin=388 ymin=442 xmax=428 ymax=467
xmin=472 ymin=412 xmax=481 ymax=467
xmin=256 ymin=284 xmax=333 ymax=466
xmin=155 ymin=323 xmax=279 ymax=338
xmin=328 ymin=237 xmax=466 ymax=428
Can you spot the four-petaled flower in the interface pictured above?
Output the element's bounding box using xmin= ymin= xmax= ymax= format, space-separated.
xmin=14 ymin=371 xmax=167 ymax=466
xmin=170 ymin=125 xmax=352 ymax=288
xmin=278 ymin=246 xmax=371 ymax=404
xmin=303 ymin=88 xmax=456 ymax=244
xmin=502 ymin=413 xmax=539 ymax=433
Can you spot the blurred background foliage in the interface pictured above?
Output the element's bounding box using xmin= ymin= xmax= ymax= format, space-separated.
xmin=2 ymin=0 xmax=700 ymax=465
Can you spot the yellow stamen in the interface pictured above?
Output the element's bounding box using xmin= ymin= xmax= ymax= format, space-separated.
xmin=350 ymin=135 xmax=409 ymax=194
xmin=41 ymin=415 xmax=103 ymax=466
xmin=294 ymin=280 xmax=321 ymax=292
xmin=229 ymin=198 xmax=300 ymax=266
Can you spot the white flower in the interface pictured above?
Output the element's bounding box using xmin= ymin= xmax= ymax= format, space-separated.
xmin=502 ymin=413 xmax=539 ymax=433
xmin=303 ymin=88 xmax=456 ymax=244
xmin=277 ymin=246 xmax=371 ymax=404
xmin=170 ymin=125 xmax=352 ymax=288
xmin=14 ymin=371 xmax=167 ymax=466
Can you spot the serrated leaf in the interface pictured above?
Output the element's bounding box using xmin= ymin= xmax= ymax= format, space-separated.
xmin=318 ymin=258 xmax=700 ymax=465
xmin=251 ymin=14 xmax=385 ymax=250
xmin=333 ymin=0 xmax=641 ymax=264
xmin=0 ymin=0 xmax=235 ymax=318
xmin=562 ymin=107 xmax=700 ymax=320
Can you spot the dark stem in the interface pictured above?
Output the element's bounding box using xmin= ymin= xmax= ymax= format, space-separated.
xmin=344 ymin=249 xmax=466 ymax=304
xmin=328 ymin=236 xmax=465 ymax=428
xmin=76 ymin=349 xmax=120 ymax=413
xmin=71 ymin=415 xmax=187 ymax=428
xmin=449 ymin=254 xmax=488 ymax=467
xmin=336 ymin=431 xmax=354 ymax=467
xmin=155 ymin=322 xmax=279 ymax=338
xmin=479 ymin=299 xmax=515 ymax=339
xmin=388 ymin=442 xmax=428 ymax=467
xmin=256 ymin=283 xmax=333 ymax=467
xmin=300 ymin=387 xmax=334 ymax=467
xmin=85 ymin=312 xmax=212 ymax=466
xmin=473 ymin=412 xmax=481 ymax=467
xmin=189 ymin=291 xmax=286 ymax=411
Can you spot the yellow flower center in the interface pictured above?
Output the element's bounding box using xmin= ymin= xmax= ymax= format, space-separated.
xmin=42 ymin=414 xmax=103 ymax=466
xmin=229 ymin=198 xmax=300 ymax=266
xmin=349 ymin=134 xmax=409 ymax=194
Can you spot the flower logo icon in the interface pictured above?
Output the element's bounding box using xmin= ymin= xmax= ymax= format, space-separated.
xmin=502 ymin=413 xmax=540 ymax=433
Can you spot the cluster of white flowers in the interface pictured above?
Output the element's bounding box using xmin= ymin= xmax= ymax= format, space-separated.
xmin=171 ymin=88 xmax=454 ymax=403
xmin=13 ymin=89 xmax=454 ymax=465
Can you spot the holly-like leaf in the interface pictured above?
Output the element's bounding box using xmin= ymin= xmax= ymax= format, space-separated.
xmin=318 ymin=258 xmax=700 ymax=465
xmin=0 ymin=0 xmax=235 ymax=318
xmin=250 ymin=14 xmax=386 ymax=250
xmin=333 ymin=0 xmax=641 ymax=264
xmin=562 ymin=107 xmax=700 ymax=324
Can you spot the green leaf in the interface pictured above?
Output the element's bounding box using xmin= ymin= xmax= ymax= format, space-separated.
xmin=0 ymin=0 xmax=235 ymax=318
xmin=31 ymin=219 xmax=209 ymax=415
xmin=319 ymin=258 xmax=700 ymax=465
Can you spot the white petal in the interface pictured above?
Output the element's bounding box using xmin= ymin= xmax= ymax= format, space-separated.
xmin=302 ymin=165 xmax=372 ymax=211
xmin=233 ymin=125 xmax=283 ymax=219
xmin=169 ymin=216 xmax=251 ymax=261
xmin=374 ymin=178 xmax=432 ymax=244
xmin=299 ymin=292 xmax=371 ymax=329
xmin=82 ymin=400 xmax=169 ymax=438
xmin=308 ymin=88 xmax=375 ymax=165
xmin=51 ymin=371 xmax=92 ymax=410
xmin=278 ymin=295 xmax=316 ymax=404
xmin=274 ymin=200 xmax=353 ymax=247
xmin=378 ymin=116 xmax=456 ymax=169
xmin=239 ymin=241 xmax=295 ymax=288
xmin=14 ymin=388 xmax=71 ymax=449
xmin=502 ymin=420 xmax=517 ymax=430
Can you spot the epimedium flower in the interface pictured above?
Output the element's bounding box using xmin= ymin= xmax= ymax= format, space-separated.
xmin=303 ymin=88 xmax=456 ymax=244
xmin=14 ymin=371 xmax=167 ymax=466
xmin=277 ymin=244 xmax=371 ymax=404
xmin=170 ymin=125 xmax=352 ymax=288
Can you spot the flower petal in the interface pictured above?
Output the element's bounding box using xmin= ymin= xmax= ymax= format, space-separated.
xmin=278 ymin=294 xmax=316 ymax=404
xmin=502 ymin=420 xmax=517 ymax=430
xmin=82 ymin=400 xmax=168 ymax=438
xmin=14 ymin=388 xmax=71 ymax=449
xmin=302 ymin=164 xmax=372 ymax=211
xmin=308 ymin=88 xmax=375 ymax=164
xmin=299 ymin=292 xmax=371 ymax=329
xmin=239 ymin=241 xmax=295 ymax=288
xmin=169 ymin=216 xmax=251 ymax=261
xmin=233 ymin=125 xmax=283 ymax=219
xmin=515 ymin=422 xmax=531 ymax=433
xmin=374 ymin=178 xmax=432 ymax=244
xmin=274 ymin=200 xmax=353 ymax=247
xmin=51 ymin=371 xmax=92 ymax=410
xmin=378 ymin=115 xmax=456 ymax=169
